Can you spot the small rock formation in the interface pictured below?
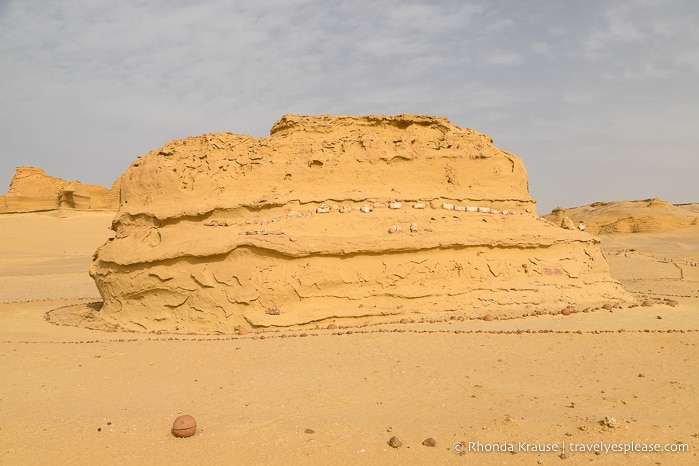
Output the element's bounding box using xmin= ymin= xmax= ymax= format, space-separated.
xmin=0 ymin=167 xmax=119 ymax=213
xmin=561 ymin=216 xmax=575 ymax=230
xmin=90 ymin=114 xmax=630 ymax=333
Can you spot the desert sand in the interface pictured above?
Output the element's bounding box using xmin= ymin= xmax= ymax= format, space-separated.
xmin=1 ymin=115 xmax=698 ymax=465
xmin=1 ymin=207 xmax=698 ymax=465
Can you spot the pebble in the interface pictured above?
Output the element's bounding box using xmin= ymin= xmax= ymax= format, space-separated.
xmin=422 ymin=437 xmax=437 ymax=447
xmin=171 ymin=415 xmax=197 ymax=438
xmin=388 ymin=436 xmax=403 ymax=448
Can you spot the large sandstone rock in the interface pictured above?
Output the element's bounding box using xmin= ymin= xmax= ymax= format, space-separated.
xmin=0 ymin=167 xmax=119 ymax=212
xmin=90 ymin=114 xmax=630 ymax=333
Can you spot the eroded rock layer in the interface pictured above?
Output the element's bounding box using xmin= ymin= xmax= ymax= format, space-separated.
xmin=90 ymin=114 xmax=630 ymax=332
xmin=0 ymin=167 xmax=119 ymax=213
xmin=545 ymin=198 xmax=699 ymax=235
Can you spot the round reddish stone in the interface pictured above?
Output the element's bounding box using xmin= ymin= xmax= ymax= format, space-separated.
xmin=172 ymin=415 xmax=197 ymax=438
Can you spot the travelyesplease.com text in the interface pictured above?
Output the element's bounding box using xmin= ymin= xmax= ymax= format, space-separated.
xmin=454 ymin=440 xmax=690 ymax=455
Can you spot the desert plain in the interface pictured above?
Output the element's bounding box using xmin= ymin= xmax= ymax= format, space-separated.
xmin=1 ymin=116 xmax=698 ymax=465
xmin=0 ymin=204 xmax=697 ymax=466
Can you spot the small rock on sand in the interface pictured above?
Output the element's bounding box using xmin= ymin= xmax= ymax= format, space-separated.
xmin=422 ymin=437 xmax=437 ymax=447
xmin=388 ymin=436 xmax=403 ymax=448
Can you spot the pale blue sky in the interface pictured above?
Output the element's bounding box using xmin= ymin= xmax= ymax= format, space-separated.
xmin=1 ymin=0 xmax=697 ymax=213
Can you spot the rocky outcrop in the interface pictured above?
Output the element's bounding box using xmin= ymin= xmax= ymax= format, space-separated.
xmin=0 ymin=167 xmax=120 ymax=213
xmin=544 ymin=198 xmax=699 ymax=235
xmin=90 ymin=114 xmax=631 ymax=333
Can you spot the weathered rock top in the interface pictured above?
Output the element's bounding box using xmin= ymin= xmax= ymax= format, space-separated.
xmin=117 ymin=114 xmax=533 ymax=221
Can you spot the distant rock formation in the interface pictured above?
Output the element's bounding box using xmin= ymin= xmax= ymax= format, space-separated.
xmin=0 ymin=167 xmax=119 ymax=213
xmin=90 ymin=114 xmax=630 ymax=333
xmin=544 ymin=198 xmax=699 ymax=235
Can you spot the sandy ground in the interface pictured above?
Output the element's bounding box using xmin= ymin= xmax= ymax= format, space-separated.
xmin=1 ymin=210 xmax=698 ymax=465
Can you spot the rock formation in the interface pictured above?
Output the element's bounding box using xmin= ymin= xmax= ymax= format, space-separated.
xmin=545 ymin=198 xmax=699 ymax=235
xmin=0 ymin=167 xmax=119 ymax=213
xmin=90 ymin=114 xmax=630 ymax=333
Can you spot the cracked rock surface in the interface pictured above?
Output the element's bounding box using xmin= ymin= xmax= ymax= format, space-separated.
xmin=90 ymin=114 xmax=630 ymax=332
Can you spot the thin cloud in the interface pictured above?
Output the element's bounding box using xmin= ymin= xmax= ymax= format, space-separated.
xmin=0 ymin=0 xmax=697 ymax=213
xmin=483 ymin=49 xmax=524 ymax=66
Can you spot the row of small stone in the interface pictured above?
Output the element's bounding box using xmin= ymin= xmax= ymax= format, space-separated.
xmin=4 ymin=326 xmax=696 ymax=345
xmin=201 ymin=200 xmax=546 ymax=233
xmin=314 ymin=200 xmax=523 ymax=216
xmin=31 ymin=298 xmax=684 ymax=344
xmin=264 ymin=201 xmax=535 ymax=235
